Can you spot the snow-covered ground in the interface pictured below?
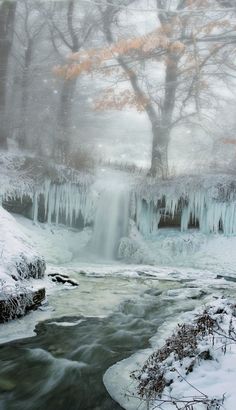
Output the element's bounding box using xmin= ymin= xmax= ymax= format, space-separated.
xmin=0 ymin=207 xmax=45 ymax=290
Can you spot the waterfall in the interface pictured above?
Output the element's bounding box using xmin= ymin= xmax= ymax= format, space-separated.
xmin=91 ymin=187 xmax=130 ymax=259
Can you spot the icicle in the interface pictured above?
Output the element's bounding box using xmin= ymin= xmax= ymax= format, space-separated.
xmin=33 ymin=192 xmax=38 ymax=223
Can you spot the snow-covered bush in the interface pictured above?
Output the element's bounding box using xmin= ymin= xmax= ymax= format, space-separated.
xmin=131 ymin=300 xmax=236 ymax=410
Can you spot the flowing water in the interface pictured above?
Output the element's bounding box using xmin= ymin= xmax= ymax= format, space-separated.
xmin=0 ymin=271 xmax=222 ymax=410
xmin=91 ymin=186 xmax=130 ymax=259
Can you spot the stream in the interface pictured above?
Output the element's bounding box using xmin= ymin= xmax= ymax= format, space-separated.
xmin=0 ymin=268 xmax=235 ymax=410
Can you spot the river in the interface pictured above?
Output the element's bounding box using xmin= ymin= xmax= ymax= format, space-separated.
xmin=0 ymin=262 xmax=235 ymax=410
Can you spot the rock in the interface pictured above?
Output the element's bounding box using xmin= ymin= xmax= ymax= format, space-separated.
xmin=16 ymin=254 xmax=46 ymax=279
xmin=48 ymin=273 xmax=69 ymax=279
xmin=216 ymin=274 xmax=236 ymax=283
xmin=48 ymin=273 xmax=79 ymax=287
xmin=0 ymin=288 xmax=46 ymax=323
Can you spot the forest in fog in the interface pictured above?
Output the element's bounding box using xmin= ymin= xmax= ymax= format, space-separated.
xmin=1 ymin=0 xmax=236 ymax=177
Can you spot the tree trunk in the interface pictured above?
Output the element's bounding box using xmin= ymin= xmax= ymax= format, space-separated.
xmin=102 ymin=5 xmax=175 ymax=178
xmin=149 ymin=52 xmax=180 ymax=178
xmin=56 ymin=77 xmax=77 ymax=163
xmin=0 ymin=1 xmax=16 ymax=149
xmin=150 ymin=125 xmax=170 ymax=178
xmin=150 ymin=53 xmax=179 ymax=178
xmin=18 ymin=41 xmax=33 ymax=150
xmin=55 ymin=0 xmax=79 ymax=164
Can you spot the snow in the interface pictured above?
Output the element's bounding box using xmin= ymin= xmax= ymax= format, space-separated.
xmin=13 ymin=214 xmax=92 ymax=264
xmin=118 ymin=222 xmax=236 ymax=275
xmin=0 ymin=206 xmax=45 ymax=290
xmin=104 ymin=299 xmax=236 ymax=410
xmin=149 ymin=300 xmax=236 ymax=410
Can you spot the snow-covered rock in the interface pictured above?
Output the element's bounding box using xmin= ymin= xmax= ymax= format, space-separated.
xmin=0 ymin=206 xmax=46 ymax=322
xmin=0 ymin=206 xmax=45 ymax=284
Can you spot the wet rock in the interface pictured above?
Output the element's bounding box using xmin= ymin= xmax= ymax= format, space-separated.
xmin=48 ymin=273 xmax=79 ymax=287
xmin=216 ymin=274 xmax=236 ymax=283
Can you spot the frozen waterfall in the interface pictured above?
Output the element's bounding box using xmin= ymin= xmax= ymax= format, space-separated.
xmin=3 ymin=173 xmax=236 ymax=240
xmin=91 ymin=187 xmax=130 ymax=259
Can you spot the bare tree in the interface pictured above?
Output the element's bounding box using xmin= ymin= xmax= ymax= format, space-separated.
xmin=47 ymin=0 xmax=98 ymax=163
xmin=12 ymin=0 xmax=46 ymax=149
xmin=57 ymin=0 xmax=236 ymax=177
xmin=0 ymin=0 xmax=16 ymax=148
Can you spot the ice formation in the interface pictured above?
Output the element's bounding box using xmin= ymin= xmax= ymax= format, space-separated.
xmin=3 ymin=180 xmax=95 ymax=227
xmin=133 ymin=187 xmax=236 ymax=236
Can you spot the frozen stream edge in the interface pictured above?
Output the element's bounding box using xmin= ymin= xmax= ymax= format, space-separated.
xmin=103 ymin=295 xmax=236 ymax=410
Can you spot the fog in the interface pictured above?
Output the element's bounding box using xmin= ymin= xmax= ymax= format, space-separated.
xmin=0 ymin=0 xmax=235 ymax=176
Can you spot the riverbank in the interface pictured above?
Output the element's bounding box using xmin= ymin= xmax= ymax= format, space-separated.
xmin=0 ymin=206 xmax=46 ymax=322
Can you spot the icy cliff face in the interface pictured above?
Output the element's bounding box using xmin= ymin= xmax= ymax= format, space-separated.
xmin=33 ymin=181 xmax=95 ymax=226
xmin=133 ymin=190 xmax=236 ymax=236
xmin=3 ymin=181 xmax=95 ymax=227
xmin=133 ymin=175 xmax=236 ymax=236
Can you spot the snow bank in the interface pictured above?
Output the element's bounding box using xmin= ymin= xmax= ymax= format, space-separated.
xmin=104 ymin=299 xmax=236 ymax=410
xmin=118 ymin=222 xmax=236 ymax=274
xmin=0 ymin=206 xmax=45 ymax=291
xmin=14 ymin=214 xmax=92 ymax=265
